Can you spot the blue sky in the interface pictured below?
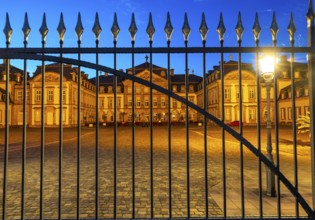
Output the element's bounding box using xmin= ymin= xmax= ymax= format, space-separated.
xmin=0 ymin=0 xmax=311 ymax=77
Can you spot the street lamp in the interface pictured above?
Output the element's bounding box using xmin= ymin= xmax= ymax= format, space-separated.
xmin=260 ymin=55 xmax=276 ymax=197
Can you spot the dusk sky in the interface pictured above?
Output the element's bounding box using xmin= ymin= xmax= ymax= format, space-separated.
xmin=0 ymin=0 xmax=311 ymax=77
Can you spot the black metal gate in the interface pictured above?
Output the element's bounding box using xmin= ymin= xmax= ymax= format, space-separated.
xmin=0 ymin=1 xmax=315 ymax=219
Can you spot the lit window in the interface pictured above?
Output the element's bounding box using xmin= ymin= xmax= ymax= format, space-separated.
xmin=161 ymin=97 xmax=166 ymax=107
xmin=136 ymin=97 xmax=141 ymax=107
xmin=128 ymin=98 xmax=132 ymax=107
xmin=249 ymin=109 xmax=256 ymax=120
xmin=108 ymin=98 xmax=113 ymax=108
xmin=48 ymin=90 xmax=54 ymax=102
xmin=249 ymin=87 xmax=255 ymax=99
xmin=153 ymin=97 xmax=158 ymax=107
xmin=224 ymin=88 xmax=231 ymax=100
xmin=101 ymin=99 xmax=104 ymax=108
xmin=288 ymin=107 xmax=292 ymax=120
xmin=63 ymin=91 xmax=66 ymax=104
xmin=35 ymin=90 xmax=41 ymax=102
xmin=145 ymin=99 xmax=149 ymax=107
xmin=17 ymin=91 xmax=22 ymax=101
xmin=280 ymin=108 xmax=286 ymax=120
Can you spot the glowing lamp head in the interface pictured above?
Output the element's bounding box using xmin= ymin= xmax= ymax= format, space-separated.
xmin=260 ymin=55 xmax=275 ymax=82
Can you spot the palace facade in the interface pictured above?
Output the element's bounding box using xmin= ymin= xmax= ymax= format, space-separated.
xmin=0 ymin=55 xmax=309 ymax=127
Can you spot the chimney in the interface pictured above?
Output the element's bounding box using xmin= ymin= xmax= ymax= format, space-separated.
xmin=2 ymin=59 xmax=10 ymax=81
xmin=170 ymin=69 xmax=174 ymax=76
xmin=16 ymin=73 xmax=21 ymax=83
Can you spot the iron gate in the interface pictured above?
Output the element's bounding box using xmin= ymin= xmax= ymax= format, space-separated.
xmin=0 ymin=1 xmax=315 ymax=219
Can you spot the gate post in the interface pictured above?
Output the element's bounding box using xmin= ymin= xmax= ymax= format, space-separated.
xmin=307 ymin=0 xmax=315 ymax=211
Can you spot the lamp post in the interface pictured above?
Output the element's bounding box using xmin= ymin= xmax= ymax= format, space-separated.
xmin=260 ymin=55 xmax=276 ymax=197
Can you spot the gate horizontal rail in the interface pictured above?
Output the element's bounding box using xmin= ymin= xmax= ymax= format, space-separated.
xmin=0 ymin=47 xmax=313 ymax=54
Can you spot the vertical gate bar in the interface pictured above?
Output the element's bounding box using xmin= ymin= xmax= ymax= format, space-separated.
xmin=238 ymin=40 xmax=245 ymax=218
xmin=2 ymin=36 xmax=10 ymax=220
xmin=290 ymin=41 xmax=299 ymax=217
xmin=40 ymin=39 xmax=46 ymax=220
xmin=184 ymin=40 xmax=190 ymax=218
xmin=113 ymin=38 xmax=117 ymax=220
xmin=167 ymin=40 xmax=172 ymax=218
xmin=220 ymin=40 xmax=227 ymax=218
xmin=21 ymin=31 xmax=28 ymax=220
xmin=95 ymin=37 xmax=100 ymax=220
xmin=149 ymin=40 xmax=154 ymax=218
xmin=131 ymin=40 xmax=135 ymax=219
xmin=77 ymin=37 xmax=82 ymax=220
xmin=307 ymin=0 xmax=315 ymax=211
xmin=39 ymin=14 xmax=47 ymax=220
xmin=273 ymin=40 xmax=281 ymax=218
xmin=58 ymin=39 xmax=64 ymax=220
xmin=255 ymin=40 xmax=263 ymax=218
xmin=202 ymin=40 xmax=209 ymax=218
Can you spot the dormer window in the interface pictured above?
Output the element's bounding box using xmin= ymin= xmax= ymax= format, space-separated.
xmin=180 ymin=85 xmax=185 ymax=92
xmin=189 ymin=85 xmax=194 ymax=92
xmin=108 ymin=86 xmax=113 ymax=93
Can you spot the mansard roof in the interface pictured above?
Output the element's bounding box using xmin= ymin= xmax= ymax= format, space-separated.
xmin=0 ymin=62 xmax=24 ymax=82
xmin=171 ymin=74 xmax=202 ymax=83
xmin=33 ymin=63 xmax=76 ymax=80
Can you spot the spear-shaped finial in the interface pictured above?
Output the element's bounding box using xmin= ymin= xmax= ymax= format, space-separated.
xmin=75 ymin=12 xmax=84 ymax=42
xmin=287 ymin=12 xmax=296 ymax=43
xmin=146 ymin=12 xmax=155 ymax=42
xmin=22 ymin=12 xmax=31 ymax=42
xmin=307 ymin=0 xmax=315 ymax=20
xmin=111 ymin=13 xmax=120 ymax=42
xmin=164 ymin=12 xmax=174 ymax=41
xmin=92 ymin=12 xmax=102 ymax=41
xmin=252 ymin=12 xmax=261 ymax=43
xmin=235 ymin=12 xmax=244 ymax=42
xmin=270 ymin=12 xmax=279 ymax=43
xmin=57 ymin=12 xmax=66 ymax=42
xmin=199 ymin=12 xmax=208 ymax=41
xmin=3 ymin=13 xmax=12 ymax=44
xmin=39 ymin=13 xmax=48 ymax=43
xmin=182 ymin=13 xmax=191 ymax=41
xmin=128 ymin=13 xmax=138 ymax=42
xmin=217 ymin=12 xmax=226 ymax=42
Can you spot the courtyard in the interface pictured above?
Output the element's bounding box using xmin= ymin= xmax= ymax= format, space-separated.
xmin=0 ymin=124 xmax=312 ymax=219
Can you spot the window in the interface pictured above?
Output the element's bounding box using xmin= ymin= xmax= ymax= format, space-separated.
xmin=63 ymin=91 xmax=66 ymax=104
xmin=225 ymin=108 xmax=231 ymax=120
xmin=117 ymin=98 xmax=121 ymax=108
xmin=189 ymin=85 xmax=194 ymax=92
xmin=108 ymin=86 xmax=112 ymax=93
xmin=249 ymin=87 xmax=255 ymax=100
xmin=144 ymin=87 xmax=149 ymax=93
xmin=127 ymin=87 xmax=132 ymax=94
xmin=27 ymin=91 xmax=29 ymax=101
xmin=172 ymin=86 xmax=177 ymax=92
xmin=304 ymin=106 xmax=310 ymax=115
xmin=101 ymin=99 xmax=104 ymax=108
xmin=35 ymin=110 xmax=41 ymax=122
xmin=35 ymin=90 xmax=41 ymax=102
xmin=136 ymin=87 xmax=141 ymax=94
xmin=145 ymin=99 xmax=149 ymax=107
xmin=108 ymin=98 xmax=113 ymax=108
xmin=288 ymin=107 xmax=292 ymax=120
xmin=189 ymin=96 xmax=194 ymax=103
xmin=280 ymin=108 xmax=286 ymax=120
xmin=136 ymin=97 xmax=141 ymax=107
xmin=17 ymin=91 xmax=22 ymax=101
xmin=249 ymin=109 xmax=256 ymax=120
xmin=62 ymin=109 xmax=66 ymax=122
xmin=128 ymin=98 xmax=132 ymax=107
xmin=224 ymin=88 xmax=231 ymax=100
xmin=48 ymin=90 xmax=54 ymax=102
xmin=173 ymin=99 xmax=177 ymax=108
xmin=161 ymin=97 xmax=166 ymax=107
xmin=295 ymin=107 xmax=301 ymax=118
xmin=153 ymin=97 xmax=158 ymax=107
xmin=181 ymin=85 xmax=185 ymax=92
